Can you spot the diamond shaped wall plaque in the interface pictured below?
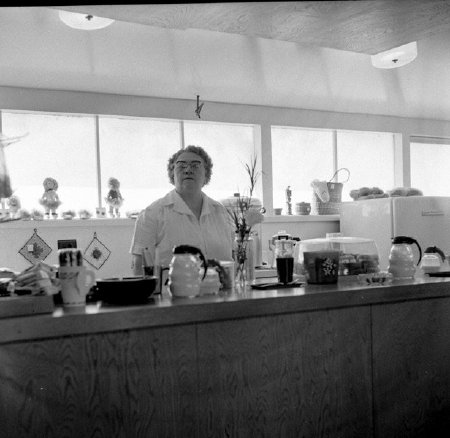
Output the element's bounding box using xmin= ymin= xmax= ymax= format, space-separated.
xmin=83 ymin=232 xmax=111 ymax=270
xmin=19 ymin=228 xmax=52 ymax=265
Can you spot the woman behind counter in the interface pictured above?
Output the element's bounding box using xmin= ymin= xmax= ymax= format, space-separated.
xmin=130 ymin=145 xmax=234 ymax=275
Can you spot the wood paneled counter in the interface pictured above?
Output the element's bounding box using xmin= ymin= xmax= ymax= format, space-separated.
xmin=1 ymin=278 xmax=450 ymax=437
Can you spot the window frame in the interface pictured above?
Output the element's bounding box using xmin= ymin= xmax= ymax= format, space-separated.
xmin=2 ymin=87 xmax=450 ymax=216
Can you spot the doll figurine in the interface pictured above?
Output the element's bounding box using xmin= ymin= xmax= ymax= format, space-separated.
xmin=105 ymin=177 xmax=124 ymax=218
xmin=7 ymin=194 xmax=21 ymax=219
xmin=39 ymin=177 xmax=61 ymax=219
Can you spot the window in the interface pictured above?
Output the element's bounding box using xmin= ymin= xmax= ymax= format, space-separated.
xmin=2 ymin=111 xmax=97 ymax=212
xmin=183 ymin=121 xmax=260 ymax=203
xmin=99 ymin=116 xmax=181 ymax=211
xmin=271 ymin=127 xmax=334 ymax=209
xmin=271 ymin=126 xmax=396 ymax=207
xmin=410 ymin=137 xmax=450 ymax=196
xmin=1 ymin=110 xmax=403 ymax=218
xmin=1 ymin=111 xmax=260 ymax=215
xmin=337 ymin=130 xmax=395 ymax=201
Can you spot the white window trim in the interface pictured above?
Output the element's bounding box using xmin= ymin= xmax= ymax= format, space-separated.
xmin=410 ymin=135 xmax=450 ymax=145
xmin=95 ymin=115 xmax=102 ymax=208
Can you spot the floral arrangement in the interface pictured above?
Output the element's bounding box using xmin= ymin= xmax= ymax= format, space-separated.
xmin=226 ymin=154 xmax=264 ymax=283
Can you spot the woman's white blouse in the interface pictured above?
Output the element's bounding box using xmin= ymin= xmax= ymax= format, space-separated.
xmin=130 ymin=190 xmax=234 ymax=267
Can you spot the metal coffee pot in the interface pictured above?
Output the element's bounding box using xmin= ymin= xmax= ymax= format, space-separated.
xmin=274 ymin=239 xmax=296 ymax=259
xmin=168 ymin=245 xmax=208 ymax=298
xmin=388 ymin=236 xmax=422 ymax=279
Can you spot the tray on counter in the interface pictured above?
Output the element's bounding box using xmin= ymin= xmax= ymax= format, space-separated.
xmin=427 ymin=271 xmax=450 ymax=277
xmin=0 ymin=295 xmax=55 ymax=319
xmin=251 ymin=279 xmax=303 ymax=290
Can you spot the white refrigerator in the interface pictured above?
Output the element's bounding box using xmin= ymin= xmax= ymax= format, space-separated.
xmin=340 ymin=196 xmax=450 ymax=270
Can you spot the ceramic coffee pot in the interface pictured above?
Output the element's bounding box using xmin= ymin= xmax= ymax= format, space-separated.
xmin=419 ymin=246 xmax=446 ymax=274
xmin=168 ymin=245 xmax=208 ymax=298
xmin=388 ymin=236 xmax=422 ymax=279
xmin=423 ymin=246 xmax=445 ymax=262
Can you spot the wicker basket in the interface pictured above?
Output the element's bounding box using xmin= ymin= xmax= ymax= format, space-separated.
xmin=312 ymin=168 xmax=350 ymax=215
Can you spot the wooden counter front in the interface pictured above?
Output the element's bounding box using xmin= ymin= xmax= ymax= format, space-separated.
xmin=0 ymin=278 xmax=449 ymax=437
xmin=1 ymin=276 xmax=450 ymax=344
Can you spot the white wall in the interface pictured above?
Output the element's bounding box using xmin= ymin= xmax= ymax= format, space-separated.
xmin=0 ymin=217 xmax=339 ymax=277
xmin=0 ymin=219 xmax=135 ymax=278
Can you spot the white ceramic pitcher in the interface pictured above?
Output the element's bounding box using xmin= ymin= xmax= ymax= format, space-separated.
xmin=168 ymin=245 xmax=207 ymax=298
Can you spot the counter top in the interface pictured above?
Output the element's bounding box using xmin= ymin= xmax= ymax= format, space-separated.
xmin=1 ymin=276 xmax=450 ymax=344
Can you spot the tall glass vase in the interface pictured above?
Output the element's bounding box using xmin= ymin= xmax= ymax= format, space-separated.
xmin=234 ymin=235 xmax=254 ymax=288
xmin=235 ymin=258 xmax=247 ymax=287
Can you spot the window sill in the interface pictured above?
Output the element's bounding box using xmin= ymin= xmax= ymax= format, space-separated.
xmin=0 ymin=215 xmax=340 ymax=230
xmin=0 ymin=218 xmax=136 ymax=229
xmin=264 ymin=214 xmax=340 ymax=223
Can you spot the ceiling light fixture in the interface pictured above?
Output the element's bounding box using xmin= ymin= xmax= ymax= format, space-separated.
xmin=371 ymin=41 xmax=417 ymax=69
xmin=58 ymin=10 xmax=115 ymax=30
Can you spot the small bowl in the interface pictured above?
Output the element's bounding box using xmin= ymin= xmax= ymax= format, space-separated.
xmin=357 ymin=271 xmax=393 ymax=286
xmin=95 ymin=276 xmax=157 ymax=305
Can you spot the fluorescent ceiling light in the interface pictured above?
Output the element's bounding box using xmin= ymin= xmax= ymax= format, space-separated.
xmin=58 ymin=10 xmax=115 ymax=30
xmin=371 ymin=42 xmax=417 ymax=69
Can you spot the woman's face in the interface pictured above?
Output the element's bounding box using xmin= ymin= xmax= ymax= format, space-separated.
xmin=173 ymin=151 xmax=206 ymax=195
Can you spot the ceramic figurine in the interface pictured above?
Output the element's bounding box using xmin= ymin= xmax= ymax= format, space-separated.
xmin=105 ymin=177 xmax=124 ymax=218
xmin=39 ymin=177 xmax=61 ymax=219
xmin=95 ymin=207 xmax=107 ymax=218
xmin=285 ymin=185 xmax=292 ymax=215
xmin=7 ymin=195 xmax=21 ymax=219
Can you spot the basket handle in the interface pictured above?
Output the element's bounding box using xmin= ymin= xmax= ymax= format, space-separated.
xmin=329 ymin=168 xmax=350 ymax=183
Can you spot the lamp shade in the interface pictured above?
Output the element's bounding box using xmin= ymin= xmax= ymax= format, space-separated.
xmin=58 ymin=10 xmax=115 ymax=30
xmin=371 ymin=42 xmax=417 ymax=69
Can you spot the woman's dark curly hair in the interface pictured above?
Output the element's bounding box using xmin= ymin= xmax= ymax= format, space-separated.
xmin=167 ymin=145 xmax=213 ymax=186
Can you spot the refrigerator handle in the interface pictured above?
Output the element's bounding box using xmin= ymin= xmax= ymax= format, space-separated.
xmin=421 ymin=210 xmax=444 ymax=216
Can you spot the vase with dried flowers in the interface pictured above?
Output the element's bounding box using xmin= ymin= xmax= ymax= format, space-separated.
xmin=225 ymin=154 xmax=264 ymax=286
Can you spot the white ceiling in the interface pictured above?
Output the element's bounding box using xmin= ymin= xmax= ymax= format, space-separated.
xmin=1 ymin=3 xmax=450 ymax=121
xmin=58 ymin=1 xmax=450 ymax=55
